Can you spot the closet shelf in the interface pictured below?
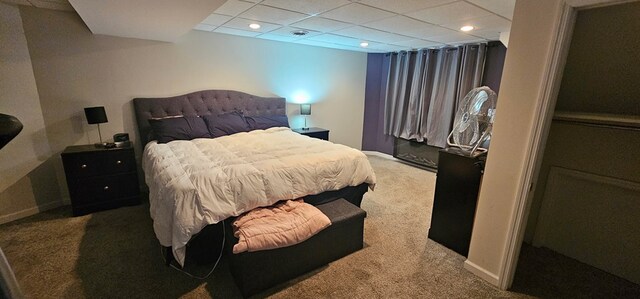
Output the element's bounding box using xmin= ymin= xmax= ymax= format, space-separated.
xmin=553 ymin=111 xmax=640 ymax=130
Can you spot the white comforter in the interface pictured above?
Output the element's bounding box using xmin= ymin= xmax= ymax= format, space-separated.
xmin=142 ymin=127 xmax=376 ymax=265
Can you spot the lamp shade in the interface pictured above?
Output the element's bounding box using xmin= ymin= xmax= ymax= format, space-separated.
xmin=300 ymin=104 xmax=311 ymax=116
xmin=84 ymin=106 xmax=108 ymax=124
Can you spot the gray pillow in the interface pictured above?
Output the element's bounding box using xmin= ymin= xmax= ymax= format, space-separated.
xmin=202 ymin=111 xmax=251 ymax=138
xmin=246 ymin=115 xmax=289 ymax=130
xmin=148 ymin=116 xmax=211 ymax=143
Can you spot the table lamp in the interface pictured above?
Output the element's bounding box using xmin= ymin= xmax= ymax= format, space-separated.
xmin=300 ymin=104 xmax=311 ymax=130
xmin=84 ymin=106 xmax=108 ymax=147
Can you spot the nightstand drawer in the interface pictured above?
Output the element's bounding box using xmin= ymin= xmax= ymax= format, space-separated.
xmin=69 ymin=173 xmax=139 ymax=206
xmin=63 ymin=149 xmax=136 ymax=178
xmin=292 ymin=127 xmax=330 ymax=141
xmin=304 ymin=131 xmax=329 ymax=140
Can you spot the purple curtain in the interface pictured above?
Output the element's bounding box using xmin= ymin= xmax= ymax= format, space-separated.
xmin=383 ymin=44 xmax=486 ymax=148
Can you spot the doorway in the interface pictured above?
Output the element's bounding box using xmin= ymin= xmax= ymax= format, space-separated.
xmin=512 ymin=1 xmax=640 ymax=294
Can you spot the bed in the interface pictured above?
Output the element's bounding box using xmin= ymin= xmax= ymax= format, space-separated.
xmin=133 ymin=90 xmax=376 ymax=266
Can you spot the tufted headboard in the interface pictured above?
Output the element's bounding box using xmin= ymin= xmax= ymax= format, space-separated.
xmin=133 ymin=90 xmax=286 ymax=145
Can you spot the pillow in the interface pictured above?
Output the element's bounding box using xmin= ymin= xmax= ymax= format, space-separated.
xmin=246 ymin=115 xmax=290 ymax=130
xmin=148 ymin=115 xmax=211 ymax=144
xmin=202 ymin=111 xmax=251 ymax=138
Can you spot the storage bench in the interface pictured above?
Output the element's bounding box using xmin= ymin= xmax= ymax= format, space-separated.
xmin=225 ymin=198 xmax=367 ymax=297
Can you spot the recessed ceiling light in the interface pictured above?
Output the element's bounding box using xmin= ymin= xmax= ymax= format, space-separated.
xmin=460 ymin=25 xmax=474 ymax=32
xmin=360 ymin=42 xmax=369 ymax=48
xmin=249 ymin=23 xmax=261 ymax=30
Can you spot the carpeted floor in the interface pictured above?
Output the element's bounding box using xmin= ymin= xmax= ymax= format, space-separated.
xmin=1 ymin=155 xmax=639 ymax=298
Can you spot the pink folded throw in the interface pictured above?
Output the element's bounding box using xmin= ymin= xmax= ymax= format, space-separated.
xmin=232 ymin=199 xmax=331 ymax=254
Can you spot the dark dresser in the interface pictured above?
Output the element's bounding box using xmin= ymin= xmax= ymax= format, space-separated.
xmin=61 ymin=144 xmax=140 ymax=216
xmin=428 ymin=148 xmax=485 ymax=257
xmin=292 ymin=127 xmax=329 ymax=140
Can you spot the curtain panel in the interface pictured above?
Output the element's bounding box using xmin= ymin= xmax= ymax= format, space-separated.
xmin=383 ymin=44 xmax=486 ymax=148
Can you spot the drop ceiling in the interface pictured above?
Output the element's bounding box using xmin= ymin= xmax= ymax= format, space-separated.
xmin=4 ymin=0 xmax=515 ymax=53
xmin=195 ymin=0 xmax=515 ymax=52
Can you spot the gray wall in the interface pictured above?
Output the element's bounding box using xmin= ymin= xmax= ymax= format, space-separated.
xmin=1 ymin=5 xmax=368 ymax=223
xmin=0 ymin=3 xmax=61 ymax=223
xmin=554 ymin=2 xmax=640 ymax=116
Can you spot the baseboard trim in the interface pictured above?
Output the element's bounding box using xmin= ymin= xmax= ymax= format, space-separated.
xmin=0 ymin=201 xmax=65 ymax=225
xmin=464 ymin=260 xmax=500 ymax=287
xmin=362 ymin=151 xmax=398 ymax=161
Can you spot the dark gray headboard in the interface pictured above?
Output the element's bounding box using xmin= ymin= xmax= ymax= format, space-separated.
xmin=133 ymin=90 xmax=286 ymax=145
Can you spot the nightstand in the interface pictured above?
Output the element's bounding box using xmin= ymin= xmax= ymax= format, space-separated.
xmin=61 ymin=144 xmax=140 ymax=216
xmin=292 ymin=127 xmax=329 ymax=140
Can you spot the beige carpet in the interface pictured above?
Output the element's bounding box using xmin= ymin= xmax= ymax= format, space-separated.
xmin=0 ymin=155 xmax=638 ymax=298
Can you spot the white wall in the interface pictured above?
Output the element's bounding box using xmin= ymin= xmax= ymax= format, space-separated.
xmin=465 ymin=0 xmax=636 ymax=288
xmin=0 ymin=6 xmax=367 ymax=223
xmin=0 ymin=3 xmax=61 ymax=224
xmin=20 ymin=7 xmax=367 ymax=153
xmin=464 ymin=0 xmax=566 ymax=284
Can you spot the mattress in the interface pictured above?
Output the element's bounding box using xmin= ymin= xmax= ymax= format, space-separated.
xmin=142 ymin=127 xmax=376 ymax=265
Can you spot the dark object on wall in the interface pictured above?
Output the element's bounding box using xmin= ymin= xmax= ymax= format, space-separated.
xmin=61 ymin=143 xmax=140 ymax=216
xmin=84 ymin=106 xmax=108 ymax=146
xmin=428 ymin=148 xmax=485 ymax=257
xmin=0 ymin=113 xmax=23 ymax=150
xmin=0 ymin=114 xmax=24 ymax=299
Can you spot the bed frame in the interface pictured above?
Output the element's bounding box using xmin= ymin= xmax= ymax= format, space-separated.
xmin=132 ymin=90 xmax=369 ymax=264
xmin=133 ymin=89 xmax=286 ymax=145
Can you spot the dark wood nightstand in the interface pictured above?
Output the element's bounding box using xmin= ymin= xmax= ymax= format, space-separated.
xmin=61 ymin=144 xmax=140 ymax=216
xmin=292 ymin=127 xmax=329 ymax=140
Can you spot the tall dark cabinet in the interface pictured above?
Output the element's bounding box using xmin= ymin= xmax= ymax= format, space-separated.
xmin=428 ymin=148 xmax=485 ymax=256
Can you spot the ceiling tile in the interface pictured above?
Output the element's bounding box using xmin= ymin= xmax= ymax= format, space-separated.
xmin=261 ymin=0 xmax=351 ymax=15
xmin=290 ymin=17 xmax=353 ymax=32
xmin=214 ymin=26 xmax=262 ymax=37
xmin=469 ymin=30 xmax=500 ymax=40
xmin=268 ymin=26 xmax=322 ymax=38
xmin=307 ymin=33 xmax=363 ymax=47
xmin=392 ymin=39 xmax=444 ymax=48
xmin=294 ymin=39 xmax=370 ymax=52
xmin=201 ymin=14 xmax=233 ymax=27
xmin=333 ymin=26 xmax=414 ymax=43
xmin=357 ymin=0 xmax=455 ymax=14
xmin=406 ymin=1 xmax=493 ymax=25
xmin=467 ymin=0 xmax=516 ymax=20
xmin=214 ymin=0 xmax=256 ymax=17
xmin=320 ymin=3 xmax=394 ymax=24
xmin=368 ymin=43 xmax=409 ymax=52
xmin=428 ymin=32 xmax=485 ymax=43
xmin=441 ymin=14 xmax=511 ymax=32
xmin=364 ymin=15 xmax=456 ymax=39
xmin=240 ymin=4 xmax=309 ymax=25
xmin=257 ymin=33 xmax=301 ymax=42
xmin=223 ymin=18 xmax=282 ymax=32
xmin=194 ymin=24 xmax=216 ymax=32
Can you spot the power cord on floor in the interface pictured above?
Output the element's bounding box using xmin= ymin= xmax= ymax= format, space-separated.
xmin=161 ymin=220 xmax=225 ymax=280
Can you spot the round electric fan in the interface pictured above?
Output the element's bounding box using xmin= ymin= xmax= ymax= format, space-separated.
xmin=447 ymin=86 xmax=497 ymax=156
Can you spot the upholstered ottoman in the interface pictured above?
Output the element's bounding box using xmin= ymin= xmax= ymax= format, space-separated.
xmin=225 ymin=198 xmax=367 ymax=297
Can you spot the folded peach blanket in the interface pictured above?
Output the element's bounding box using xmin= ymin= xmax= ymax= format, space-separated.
xmin=232 ymin=199 xmax=331 ymax=254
